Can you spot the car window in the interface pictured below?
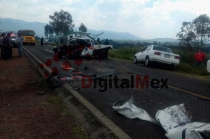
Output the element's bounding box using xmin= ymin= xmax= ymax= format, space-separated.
xmin=141 ymin=47 xmax=147 ymax=52
xmin=153 ymin=46 xmax=172 ymax=53
xmin=146 ymin=46 xmax=151 ymax=51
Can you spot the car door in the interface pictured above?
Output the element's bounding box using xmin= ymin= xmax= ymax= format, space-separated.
xmin=136 ymin=47 xmax=147 ymax=61
xmin=140 ymin=46 xmax=151 ymax=61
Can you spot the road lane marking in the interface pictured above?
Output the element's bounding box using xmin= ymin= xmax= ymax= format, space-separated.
xmin=91 ymin=59 xmax=210 ymax=101
xmin=44 ymin=49 xmax=53 ymax=53
xmin=168 ymin=85 xmax=210 ymax=101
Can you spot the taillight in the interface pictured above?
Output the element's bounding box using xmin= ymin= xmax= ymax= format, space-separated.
xmin=175 ymin=56 xmax=180 ymax=59
xmin=154 ymin=52 xmax=161 ymax=55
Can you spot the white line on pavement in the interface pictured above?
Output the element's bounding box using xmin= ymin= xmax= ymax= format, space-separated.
xmin=44 ymin=49 xmax=53 ymax=53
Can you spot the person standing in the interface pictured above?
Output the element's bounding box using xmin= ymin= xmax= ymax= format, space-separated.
xmin=3 ymin=33 xmax=12 ymax=60
xmin=0 ymin=33 xmax=5 ymax=58
xmin=16 ymin=32 xmax=24 ymax=57
xmin=194 ymin=48 xmax=206 ymax=66
xmin=41 ymin=37 xmax=44 ymax=47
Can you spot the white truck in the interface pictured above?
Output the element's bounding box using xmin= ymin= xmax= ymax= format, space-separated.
xmin=53 ymin=31 xmax=113 ymax=59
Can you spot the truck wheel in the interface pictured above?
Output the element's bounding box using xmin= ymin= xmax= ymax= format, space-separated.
xmin=58 ymin=52 xmax=63 ymax=59
xmin=99 ymin=52 xmax=104 ymax=59
xmin=104 ymin=50 xmax=108 ymax=59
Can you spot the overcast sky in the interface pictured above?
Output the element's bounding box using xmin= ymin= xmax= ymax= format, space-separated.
xmin=0 ymin=0 xmax=209 ymax=39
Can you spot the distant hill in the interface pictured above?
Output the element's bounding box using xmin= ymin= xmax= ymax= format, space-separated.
xmin=0 ymin=18 xmax=46 ymax=37
xmin=0 ymin=18 xmax=143 ymax=40
xmin=0 ymin=18 xmax=177 ymax=42
xmin=142 ymin=38 xmax=178 ymax=43
xmin=85 ymin=29 xmax=143 ymax=40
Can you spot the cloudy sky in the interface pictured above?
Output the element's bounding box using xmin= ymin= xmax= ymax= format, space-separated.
xmin=0 ymin=0 xmax=209 ymax=39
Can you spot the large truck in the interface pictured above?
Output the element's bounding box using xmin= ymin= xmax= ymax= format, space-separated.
xmin=17 ymin=29 xmax=36 ymax=45
xmin=53 ymin=31 xmax=113 ymax=59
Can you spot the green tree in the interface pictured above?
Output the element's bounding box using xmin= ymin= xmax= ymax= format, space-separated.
xmin=177 ymin=22 xmax=197 ymax=51
xmin=177 ymin=14 xmax=210 ymax=51
xmin=79 ymin=23 xmax=87 ymax=32
xmin=44 ymin=24 xmax=50 ymax=38
xmin=49 ymin=10 xmax=74 ymax=37
xmin=193 ymin=14 xmax=210 ymax=47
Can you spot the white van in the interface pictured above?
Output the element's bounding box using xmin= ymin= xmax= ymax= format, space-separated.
xmin=207 ymin=60 xmax=210 ymax=73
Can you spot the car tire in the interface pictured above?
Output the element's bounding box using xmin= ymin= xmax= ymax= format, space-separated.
xmin=58 ymin=52 xmax=63 ymax=59
xmin=145 ymin=57 xmax=150 ymax=67
xmin=169 ymin=64 xmax=175 ymax=69
xmin=104 ymin=50 xmax=108 ymax=59
xmin=133 ymin=57 xmax=137 ymax=64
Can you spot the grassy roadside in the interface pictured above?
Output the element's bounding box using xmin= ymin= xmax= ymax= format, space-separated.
xmin=108 ymin=47 xmax=210 ymax=79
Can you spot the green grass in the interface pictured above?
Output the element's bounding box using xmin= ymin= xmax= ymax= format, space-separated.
xmin=109 ymin=46 xmax=143 ymax=61
xmin=174 ymin=63 xmax=210 ymax=76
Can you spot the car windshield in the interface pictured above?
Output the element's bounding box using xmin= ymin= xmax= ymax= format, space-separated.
xmin=22 ymin=31 xmax=35 ymax=36
xmin=153 ymin=46 xmax=172 ymax=53
xmin=10 ymin=36 xmax=16 ymax=39
xmin=76 ymin=39 xmax=91 ymax=45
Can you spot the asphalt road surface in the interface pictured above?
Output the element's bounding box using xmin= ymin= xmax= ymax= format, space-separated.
xmin=23 ymin=44 xmax=210 ymax=139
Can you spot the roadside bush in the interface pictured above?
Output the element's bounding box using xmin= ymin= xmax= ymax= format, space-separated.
xmin=175 ymin=63 xmax=209 ymax=76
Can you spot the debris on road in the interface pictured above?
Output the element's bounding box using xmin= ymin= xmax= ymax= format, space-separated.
xmin=73 ymin=87 xmax=80 ymax=90
xmin=156 ymin=104 xmax=210 ymax=139
xmin=113 ymin=97 xmax=210 ymax=139
xmin=113 ymin=96 xmax=156 ymax=123
xmin=155 ymin=104 xmax=192 ymax=132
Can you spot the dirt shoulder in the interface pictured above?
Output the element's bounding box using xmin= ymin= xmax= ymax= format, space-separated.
xmin=0 ymin=48 xmax=88 ymax=139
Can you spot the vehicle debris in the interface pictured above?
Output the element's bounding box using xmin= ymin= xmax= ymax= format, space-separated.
xmin=156 ymin=104 xmax=210 ymax=139
xmin=113 ymin=96 xmax=156 ymax=123
xmin=113 ymin=97 xmax=210 ymax=139
xmin=73 ymin=87 xmax=80 ymax=90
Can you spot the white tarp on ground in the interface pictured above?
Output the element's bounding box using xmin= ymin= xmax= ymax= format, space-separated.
xmin=165 ymin=122 xmax=210 ymax=139
xmin=113 ymin=97 xmax=210 ymax=139
xmin=113 ymin=96 xmax=156 ymax=123
xmin=155 ymin=103 xmax=192 ymax=131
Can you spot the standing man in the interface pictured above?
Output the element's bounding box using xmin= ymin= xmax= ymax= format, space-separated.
xmin=0 ymin=33 xmax=5 ymax=58
xmin=3 ymin=33 xmax=12 ymax=60
xmin=16 ymin=32 xmax=24 ymax=57
xmin=41 ymin=37 xmax=44 ymax=47
xmin=194 ymin=48 xmax=206 ymax=66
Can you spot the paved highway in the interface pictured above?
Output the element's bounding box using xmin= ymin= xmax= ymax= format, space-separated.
xmin=24 ymin=44 xmax=210 ymax=139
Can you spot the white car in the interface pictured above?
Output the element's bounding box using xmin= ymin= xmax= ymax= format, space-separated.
xmin=207 ymin=60 xmax=210 ymax=73
xmin=133 ymin=45 xmax=180 ymax=67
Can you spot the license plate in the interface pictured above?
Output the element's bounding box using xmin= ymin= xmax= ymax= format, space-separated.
xmin=165 ymin=54 xmax=170 ymax=58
